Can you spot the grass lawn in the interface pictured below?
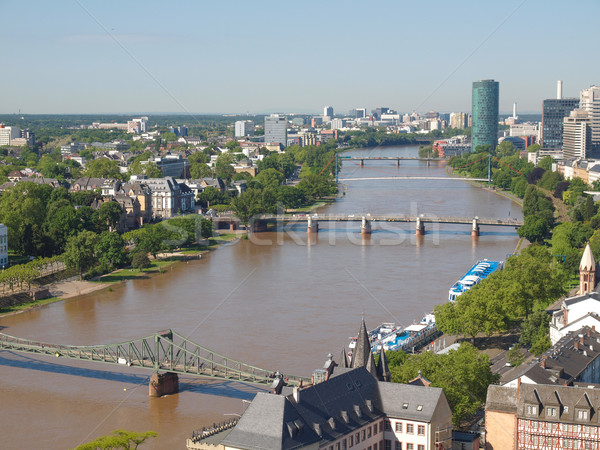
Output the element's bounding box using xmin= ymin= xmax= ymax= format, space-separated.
xmin=97 ymin=258 xmax=180 ymax=283
xmin=0 ymin=296 xmax=62 ymax=315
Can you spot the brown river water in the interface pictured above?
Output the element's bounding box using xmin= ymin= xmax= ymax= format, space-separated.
xmin=0 ymin=145 xmax=522 ymax=449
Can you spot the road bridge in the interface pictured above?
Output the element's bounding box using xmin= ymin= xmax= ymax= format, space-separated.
xmin=253 ymin=214 xmax=523 ymax=237
xmin=0 ymin=329 xmax=309 ymax=396
xmin=339 ymin=176 xmax=487 ymax=182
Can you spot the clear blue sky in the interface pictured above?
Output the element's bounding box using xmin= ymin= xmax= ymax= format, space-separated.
xmin=2 ymin=0 xmax=598 ymax=115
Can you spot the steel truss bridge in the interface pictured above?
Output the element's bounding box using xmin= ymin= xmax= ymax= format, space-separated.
xmin=0 ymin=329 xmax=309 ymax=387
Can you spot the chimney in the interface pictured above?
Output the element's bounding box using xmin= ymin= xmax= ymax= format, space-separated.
xmin=557 ymin=80 xmax=563 ymax=100
xmin=541 ymin=358 xmax=547 ymax=369
xmin=293 ymin=387 xmax=300 ymax=403
xmin=593 ymin=326 xmax=596 ymax=332
xmin=588 ymin=328 xmax=592 ymax=337
xmin=575 ymin=340 xmax=580 ymax=350
xmin=580 ymin=334 xmax=585 ymax=346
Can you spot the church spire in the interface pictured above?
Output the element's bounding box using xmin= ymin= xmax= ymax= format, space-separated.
xmin=339 ymin=348 xmax=349 ymax=368
xmin=376 ymin=346 xmax=391 ymax=382
xmin=351 ymin=319 xmax=378 ymax=379
xmin=580 ymin=242 xmax=596 ymax=295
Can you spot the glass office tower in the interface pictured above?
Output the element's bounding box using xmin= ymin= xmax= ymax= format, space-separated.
xmin=472 ymin=80 xmax=499 ymax=151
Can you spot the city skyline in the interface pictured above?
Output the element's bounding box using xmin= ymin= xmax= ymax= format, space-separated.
xmin=2 ymin=0 xmax=599 ymax=115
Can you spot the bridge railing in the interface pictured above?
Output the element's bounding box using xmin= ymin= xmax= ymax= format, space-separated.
xmin=0 ymin=330 xmax=311 ymax=386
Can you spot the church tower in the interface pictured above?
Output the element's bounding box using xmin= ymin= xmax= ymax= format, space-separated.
xmin=350 ymin=319 xmax=378 ymax=379
xmin=579 ymin=242 xmax=596 ymax=295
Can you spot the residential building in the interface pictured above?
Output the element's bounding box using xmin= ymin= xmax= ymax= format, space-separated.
xmin=127 ymin=117 xmax=149 ymax=134
xmin=0 ymin=223 xmax=7 ymax=268
xmin=264 ymin=114 xmax=288 ymax=147
xmin=130 ymin=176 xmax=194 ymax=219
xmin=472 ymin=79 xmax=499 ymax=151
xmin=234 ymin=120 xmax=255 ymax=137
xmin=70 ymin=177 xmax=115 ymax=192
xmin=323 ymin=106 xmax=334 ymax=120
xmin=562 ymin=109 xmax=591 ymax=160
xmin=486 ymin=382 xmax=600 ymax=450
xmin=142 ymin=155 xmax=190 ymax=178
xmin=0 ymin=125 xmax=21 ymax=146
xmin=503 ymin=326 xmax=600 ymax=387
xmin=331 ymin=118 xmax=346 ymax=130
xmin=580 ymin=86 xmax=600 ymax=153
xmin=449 ymin=112 xmax=468 ymax=129
xmin=61 ymin=142 xmax=88 ymax=156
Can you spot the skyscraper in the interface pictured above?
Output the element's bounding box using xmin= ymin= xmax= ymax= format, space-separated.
xmin=323 ymin=106 xmax=333 ymax=119
xmin=234 ymin=120 xmax=254 ymax=137
xmin=542 ymin=81 xmax=579 ymax=150
xmin=471 ymin=79 xmax=499 ymax=151
xmin=562 ymin=109 xmax=591 ymax=160
xmin=264 ymin=114 xmax=287 ymax=147
xmin=580 ymin=86 xmax=600 ymax=153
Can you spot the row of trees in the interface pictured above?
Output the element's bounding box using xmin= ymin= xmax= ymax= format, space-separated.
xmin=434 ymin=246 xmax=564 ymax=355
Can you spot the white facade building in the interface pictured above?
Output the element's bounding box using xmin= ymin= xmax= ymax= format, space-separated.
xmin=563 ymin=109 xmax=591 ymax=159
xmin=0 ymin=224 xmax=7 ymax=268
xmin=580 ymin=86 xmax=600 ymax=151
xmin=234 ymin=120 xmax=254 ymax=137
xmin=0 ymin=125 xmax=21 ymax=146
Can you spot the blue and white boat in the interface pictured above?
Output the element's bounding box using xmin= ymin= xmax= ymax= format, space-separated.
xmin=448 ymin=259 xmax=503 ymax=302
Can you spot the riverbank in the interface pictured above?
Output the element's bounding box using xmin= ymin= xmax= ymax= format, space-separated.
xmin=0 ymin=232 xmax=241 ymax=318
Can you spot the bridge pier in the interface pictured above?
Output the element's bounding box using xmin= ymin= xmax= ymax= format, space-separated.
xmin=149 ymin=372 xmax=179 ymax=397
xmin=307 ymin=216 xmax=319 ymax=233
xmin=472 ymin=217 xmax=480 ymax=237
xmin=427 ymin=160 xmax=430 ymax=167
xmin=415 ymin=217 xmax=425 ymax=236
xmin=360 ymin=159 xmax=364 ymax=167
xmin=396 ymin=160 xmax=400 ymax=168
xmin=361 ymin=216 xmax=371 ymax=235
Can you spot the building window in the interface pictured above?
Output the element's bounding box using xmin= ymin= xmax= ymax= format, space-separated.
xmin=418 ymin=446 xmax=424 ymax=450
xmin=385 ymin=421 xmax=392 ymax=431
xmin=368 ymin=427 xmax=372 ymax=438
xmin=342 ymin=439 xmax=347 ymax=450
xmin=395 ymin=442 xmax=402 ymax=450
xmin=362 ymin=430 xmax=366 ymax=441
xmin=578 ymin=409 xmax=588 ymax=420
xmin=380 ymin=421 xmax=384 ymax=433
xmin=526 ymin=405 xmax=537 ymax=415
xmin=336 ymin=443 xmax=340 ymax=450
xmin=417 ymin=426 xmax=425 ymax=436
xmin=547 ymin=407 xmax=557 ymax=417
xmin=406 ymin=444 xmax=413 ymax=450
xmin=396 ymin=423 xmax=403 ymax=433
xmin=373 ymin=443 xmax=377 ymax=450
xmin=406 ymin=424 xmax=414 ymax=434
xmin=349 ymin=435 xmax=354 ymax=448
xmin=356 ymin=432 xmax=360 ymax=444
xmin=384 ymin=440 xmax=391 ymax=450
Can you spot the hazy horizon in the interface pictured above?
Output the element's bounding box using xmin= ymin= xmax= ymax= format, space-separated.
xmin=3 ymin=1 xmax=598 ymax=116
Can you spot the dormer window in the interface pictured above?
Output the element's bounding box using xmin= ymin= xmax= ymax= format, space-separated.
xmin=526 ymin=405 xmax=537 ymax=415
xmin=577 ymin=409 xmax=589 ymax=420
xmin=547 ymin=407 xmax=557 ymax=417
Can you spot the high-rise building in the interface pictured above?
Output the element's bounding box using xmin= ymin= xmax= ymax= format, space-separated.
xmin=372 ymin=107 xmax=389 ymax=120
xmin=0 ymin=125 xmax=21 ymax=146
xmin=234 ymin=120 xmax=254 ymax=137
xmin=449 ymin=112 xmax=468 ymax=129
xmin=351 ymin=108 xmax=366 ymax=119
xmin=542 ymin=81 xmax=579 ymax=149
xmin=264 ymin=114 xmax=287 ymax=147
xmin=331 ymin=118 xmax=345 ymax=130
xmin=472 ymin=79 xmax=499 ymax=151
xmin=562 ymin=109 xmax=591 ymax=159
xmin=323 ymin=106 xmax=333 ymax=119
xmin=579 ymin=86 xmax=600 ymax=152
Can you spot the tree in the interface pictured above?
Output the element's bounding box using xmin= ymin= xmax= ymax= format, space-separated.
xmin=95 ymin=231 xmax=129 ymax=269
xmin=538 ymin=155 xmax=554 ymax=171
xmin=255 ymin=168 xmax=284 ymax=190
xmin=63 ymin=231 xmax=99 ymax=280
xmin=231 ymin=188 xmax=278 ymax=224
xmin=517 ymin=215 xmax=550 ymax=244
xmin=84 ymin=159 xmax=122 ymax=179
xmin=196 ymin=186 xmax=227 ymax=208
xmin=388 ymin=343 xmax=498 ymax=426
xmin=214 ymin=154 xmax=235 ymax=181
xmin=97 ymin=201 xmax=123 ymax=231
xmin=131 ymin=251 xmax=151 ymax=271
xmin=520 ymin=310 xmax=552 ymax=356
xmin=73 ymin=429 xmax=157 ymax=450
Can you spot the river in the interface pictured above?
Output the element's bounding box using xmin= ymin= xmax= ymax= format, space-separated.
xmin=0 ymin=145 xmax=522 ymax=449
